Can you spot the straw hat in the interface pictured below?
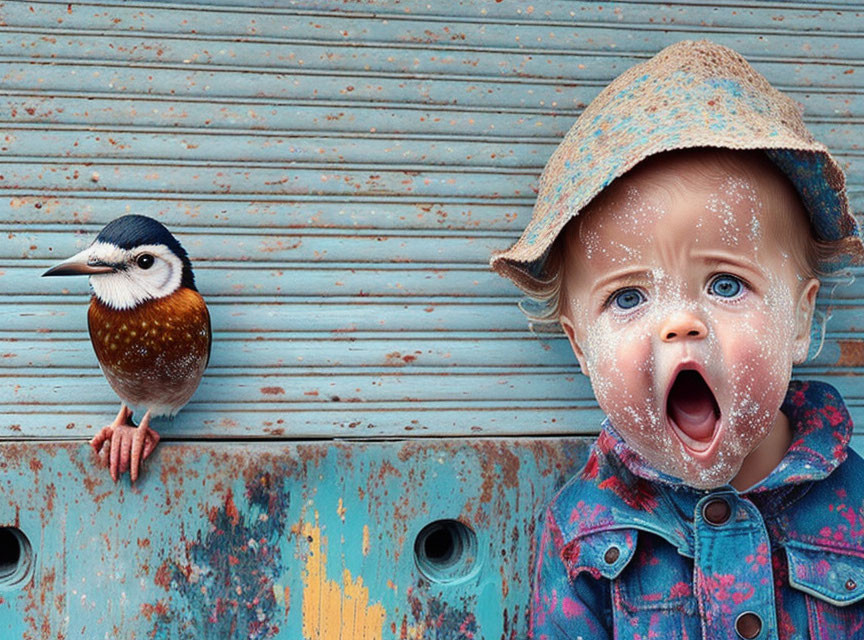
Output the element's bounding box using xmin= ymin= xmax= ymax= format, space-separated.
xmin=490 ymin=39 xmax=864 ymax=293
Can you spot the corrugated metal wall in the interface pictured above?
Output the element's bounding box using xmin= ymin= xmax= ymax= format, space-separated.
xmin=1 ymin=1 xmax=862 ymax=637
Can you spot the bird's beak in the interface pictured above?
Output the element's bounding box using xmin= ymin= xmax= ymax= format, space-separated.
xmin=42 ymin=248 xmax=116 ymax=277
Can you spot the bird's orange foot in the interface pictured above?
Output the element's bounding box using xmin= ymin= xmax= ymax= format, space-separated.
xmin=90 ymin=407 xmax=160 ymax=483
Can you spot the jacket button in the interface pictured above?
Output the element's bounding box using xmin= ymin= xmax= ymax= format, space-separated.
xmin=735 ymin=612 xmax=762 ymax=639
xmin=604 ymin=546 xmax=620 ymax=564
xmin=702 ymin=498 xmax=731 ymax=526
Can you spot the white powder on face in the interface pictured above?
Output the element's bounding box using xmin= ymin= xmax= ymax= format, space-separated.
xmin=704 ymin=175 xmax=764 ymax=250
xmin=564 ymin=176 xmax=807 ymax=488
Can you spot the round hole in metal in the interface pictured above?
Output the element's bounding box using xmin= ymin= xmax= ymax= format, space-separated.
xmin=414 ymin=519 xmax=479 ymax=585
xmin=0 ymin=527 xmax=34 ymax=591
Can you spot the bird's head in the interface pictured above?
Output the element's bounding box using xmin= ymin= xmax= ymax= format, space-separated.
xmin=42 ymin=215 xmax=197 ymax=310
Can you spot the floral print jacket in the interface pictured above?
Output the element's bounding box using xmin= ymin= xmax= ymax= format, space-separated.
xmin=531 ymin=380 xmax=864 ymax=640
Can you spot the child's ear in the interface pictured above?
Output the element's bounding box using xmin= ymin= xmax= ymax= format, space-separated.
xmin=559 ymin=313 xmax=590 ymax=377
xmin=792 ymin=277 xmax=820 ymax=364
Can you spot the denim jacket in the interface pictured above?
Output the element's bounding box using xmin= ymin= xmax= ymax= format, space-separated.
xmin=531 ymin=380 xmax=864 ymax=639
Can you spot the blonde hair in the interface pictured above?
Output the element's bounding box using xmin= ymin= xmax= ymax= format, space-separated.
xmin=517 ymin=147 xmax=857 ymax=331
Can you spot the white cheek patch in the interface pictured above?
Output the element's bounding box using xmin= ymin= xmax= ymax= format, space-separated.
xmin=88 ymin=243 xmax=184 ymax=310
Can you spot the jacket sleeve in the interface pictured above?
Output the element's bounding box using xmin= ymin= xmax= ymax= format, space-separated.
xmin=529 ymin=506 xmax=612 ymax=640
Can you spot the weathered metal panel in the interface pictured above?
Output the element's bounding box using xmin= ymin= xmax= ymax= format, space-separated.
xmin=0 ymin=439 xmax=586 ymax=639
xmin=1 ymin=0 xmax=863 ymax=636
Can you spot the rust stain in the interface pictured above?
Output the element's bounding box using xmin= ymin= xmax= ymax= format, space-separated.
xmin=261 ymin=386 xmax=285 ymax=395
xmin=837 ymin=339 xmax=864 ymax=367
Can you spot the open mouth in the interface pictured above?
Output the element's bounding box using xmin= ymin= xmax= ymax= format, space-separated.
xmin=666 ymin=369 xmax=721 ymax=452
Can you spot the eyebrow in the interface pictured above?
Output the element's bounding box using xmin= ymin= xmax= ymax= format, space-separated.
xmin=696 ymin=253 xmax=764 ymax=280
xmin=590 ymin=267 xmax=654 ymax=296
xmin=587 ymin=253 xmax=764 ymax=296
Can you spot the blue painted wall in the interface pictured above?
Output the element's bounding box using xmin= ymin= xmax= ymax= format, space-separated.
xmin=0 ymin=1 xmax=862 ymax=637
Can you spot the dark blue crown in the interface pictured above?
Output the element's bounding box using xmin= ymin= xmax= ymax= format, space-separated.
xmin=95 ymin=215 xmax=197 ymax=290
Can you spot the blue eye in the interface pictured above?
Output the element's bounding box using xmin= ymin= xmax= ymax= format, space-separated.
xmin=710 ymin=274 xmax=743 ymax=298
xmin=610 ymin=288 xmax=645 ymax=310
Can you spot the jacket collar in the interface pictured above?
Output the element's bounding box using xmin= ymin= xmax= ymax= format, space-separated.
xmin=551 ymin=379 xmax=853 ymax=554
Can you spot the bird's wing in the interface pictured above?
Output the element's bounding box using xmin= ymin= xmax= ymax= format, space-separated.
xmin=204 ymin=301 xmax=212 ymax=369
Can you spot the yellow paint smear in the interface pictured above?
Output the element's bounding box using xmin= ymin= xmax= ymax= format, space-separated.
xmin=301 ymin=517 xmax=387 ymax=639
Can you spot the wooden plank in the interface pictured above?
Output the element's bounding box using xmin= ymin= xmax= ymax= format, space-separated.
xmin=1 ymin=127 xmax=863 ymax=166
xmin=2 ymin=0 xmax=863 ymax=36
xmin=3 ymin=95 xmax=863 ymax=139
xmin=2 ymin=299 xmax=863 ymax=334
xmin=1 ymin=332 xmax=862 ymax=370
xmin=0 ymin=371 xmax=861 ymax=439
xmin=8 ymin=263 xmax=864 ymax=300
xmin=2 ymin=27 xmax=863 ymax=72
xmin=2 ymin=61 xmax=862 ymax=114
xmin=2 ymin=193 xmax=864 ymax=232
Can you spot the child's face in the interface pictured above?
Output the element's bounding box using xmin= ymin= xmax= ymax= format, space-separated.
xmin=560 ymin=152 xmax=820 ymax=489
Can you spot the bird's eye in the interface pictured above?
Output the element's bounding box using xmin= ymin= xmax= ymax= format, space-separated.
xmin=709 ymin=274 xmax=744 ymax=298
xmin=609 ymin=288 xmax=646 ymax=311
xmin=136 ymin=254 xmax=155 ymax=270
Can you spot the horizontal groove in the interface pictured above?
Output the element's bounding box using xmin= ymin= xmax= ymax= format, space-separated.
xmin=607 ymin=0 xmax=861 ymax=9
xmin=2 ymin=191 xmax=863 ymax=204
xmin=0 ymin=329 xmax=556 ymax=340
xmin=0 ymin=89 xmax=588 ymax=116
xmin=1 ymin=333 xmax=857 ymax=345
xmin=0 ymin=191 xmax=538 ymax=204
xmin=8 ymin=259 xmax=506 ymax=269
xmin=0 ymin=295 xmax=522 ymax=304
xmin=4 ymin=89 xmax=854 ymax=118
xmin=5 ymin=366 xmax=583 ymax=375
xmin=0 ymin=123 xmax=566 ymax=144
xmin=5 ymin=57 xmax=864 ymax=87
xmin=0 ymin=122 xmax=863 ymax=145
xmin=1 ymin=389 xmax=861 ymax=406
xmin=3 ymin=21 xmax=864 ymax=47
xmin=2 ymin=154 xmax=863 ymax=170
xmin=0 ymin=435 xmax=604 ymax=444
xmin=0 ymin=155 xmax=864 ymax=175
xmin=0 ymin=224 xmax=520 ymax=238
xmin=3 ymin=295 xmax=863 ymax=305
xmin=11 ymin=259 xmax=864 ymax=276
xmin=2 ymin=361 xmax=857 ymax=372
xmin=0 ymin=157 xmax=545 ymax=172
xmin=15 ymin=0 xmax=864 ymax=26
xmin=3 ymin=189 xmax=863 ymax=203
xmin=0 ymin=400 xmax=603 ymax=411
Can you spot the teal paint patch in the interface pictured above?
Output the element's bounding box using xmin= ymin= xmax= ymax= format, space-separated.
xmin=150 ymin=472 xmax=289 ymax=639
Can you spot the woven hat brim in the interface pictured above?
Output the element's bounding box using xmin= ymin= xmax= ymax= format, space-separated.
xmin=489 ymin=39 xmax=864 ymax=296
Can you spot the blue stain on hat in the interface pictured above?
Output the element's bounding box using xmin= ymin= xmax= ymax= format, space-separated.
xmin=490 ymin=39 xmax=864 ymax=293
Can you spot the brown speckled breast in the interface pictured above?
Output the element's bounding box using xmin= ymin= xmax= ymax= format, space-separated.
xmin=88 ymin=287 xmax=211 ymax=417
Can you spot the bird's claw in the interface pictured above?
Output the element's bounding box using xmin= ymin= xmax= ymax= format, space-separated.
xmin=90 ymin=406 xmax=159 ymax=483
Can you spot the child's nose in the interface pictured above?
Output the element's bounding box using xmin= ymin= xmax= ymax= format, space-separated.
xmin=660 ymin=310 xmax=708 ymax=342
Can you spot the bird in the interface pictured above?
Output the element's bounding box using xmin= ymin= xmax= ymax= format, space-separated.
xmin=43 ymin=215 xmax=211 ymax=483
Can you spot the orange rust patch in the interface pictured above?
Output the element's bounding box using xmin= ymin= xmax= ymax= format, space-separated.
xmin=154 ymin=561 xmax=172 ymax=588
xmin=261 ymin=386 xmax=285 ymax=395
xmin=837 ymin=339 xmax=864 ymax=367
xmin=140 ymin=600 xmax=169 ymax=621
xmin=225 ymin=488 xmax=239 ymax=526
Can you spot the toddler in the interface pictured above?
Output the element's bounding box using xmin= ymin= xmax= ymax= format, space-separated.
xmin=490 ymin=40 xmax=864 ymax=639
